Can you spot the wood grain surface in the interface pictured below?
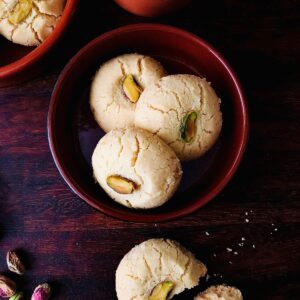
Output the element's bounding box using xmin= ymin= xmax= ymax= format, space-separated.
xmin=0 ymin=1 xmax=299 ymax=299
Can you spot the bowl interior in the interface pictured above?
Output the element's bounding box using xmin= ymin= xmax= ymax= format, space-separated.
xmin=0 ymin=36 xmax=34 ymax=67
xmin=49 ymin=25 xmax=247 ymax=222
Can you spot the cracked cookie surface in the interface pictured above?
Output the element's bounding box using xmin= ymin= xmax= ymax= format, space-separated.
xmin=0 ymin=0 xmax=65 ymax=46
xmin=92 ymin=127 xmax=182 ymax=209
xmin=90 ymin=53 xmax=166 ymax=133
xmin=116 ymin=238 xmax=207 ymax=300
xmin=135 ymin=74 xmax=223 ymax=161
xmin=195 ymin=285 xmax=243 ymax=300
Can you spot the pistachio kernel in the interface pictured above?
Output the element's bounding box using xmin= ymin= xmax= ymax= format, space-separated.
xmin=31 ymin=283 xmax=51 ymax=300
xmin=149 ymin=281 xmax=175 ymax=300
xmin=180 ymin=111 xmax=197 ymax=143
xmin=8 ymin=0 xmax=33 ymax=25
xmin=107 ymin=175 xmax=136 ymax=194
xmin=122 ymin=74 xmax=143 ymax=103
xmin=0 ymin=275 xmax=16 ymax=298
xmin=9 ymin=292 xmax=23 ymax=300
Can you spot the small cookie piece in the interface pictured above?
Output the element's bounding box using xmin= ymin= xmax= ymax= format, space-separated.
xmin=90 ymin=53 xmax=166 ymax=132
xmin=195 ymin=285 xmax=243 ymax=300
xmin=92 ymin=127 xmax=182 ymax=209
xmin=0 ymin=0 xmax=66 ymax=46
xmin=116 ymin=239 xmax=207 ymax=300
xmin=135 ymin=74 xmax=222 ymax=161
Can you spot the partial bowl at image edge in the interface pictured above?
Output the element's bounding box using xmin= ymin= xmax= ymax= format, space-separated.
xmin=47 ymin=23 xmax=249 ymax=223
xmin=0 ymin=0 xmax=79 ymax=87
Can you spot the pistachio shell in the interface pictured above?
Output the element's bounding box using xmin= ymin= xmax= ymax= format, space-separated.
xmin=7 ymin=251 xmax=25 ymax=275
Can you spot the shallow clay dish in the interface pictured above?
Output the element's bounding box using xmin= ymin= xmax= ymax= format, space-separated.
xmin=114 ymin=0 xmax=191 ymax=17
xmin=0 ymin=0 xmax=79 ymax=87
xmin=48 ymin=24 xmax=249 ymax=222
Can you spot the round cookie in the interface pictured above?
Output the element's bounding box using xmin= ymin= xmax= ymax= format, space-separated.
xmin=90 ymin=53 xmax=166 ymax=133
xmin=135 ymin=74 xmax=222 ymax=161
xmin=116 ymin=239 xmax=207 ymax=300
xmin=92 ymin=127 xmax=182 ymax=209
xmin=195 ymin=285 xmax=243 ymax=300
xmin=0 ymin=0 xmax=66 ymax=46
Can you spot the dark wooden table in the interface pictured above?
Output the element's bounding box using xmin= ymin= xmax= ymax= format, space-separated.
xmin=0 ymin=1 xmax=299 ymax=299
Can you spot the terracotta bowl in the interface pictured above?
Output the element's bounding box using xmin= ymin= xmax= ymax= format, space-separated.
xmin=114 ymin=0 xmax=191 ymax=17
xmin=48 ymin=24 xmax=249 ymax=222
xmin=0 ymin=0 xmax=79 ymax=87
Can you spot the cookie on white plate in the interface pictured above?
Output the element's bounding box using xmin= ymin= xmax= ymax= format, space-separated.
xmin=92 ymin=127 xmax=182 ymax=209
xmin=90 ymin=53 xmax=166 ymax=132
xmin=0 ymin=0 xmax=66 ymax=46
xmin=195 ymin=285 xmax=243 ymax=300
xmin=135 ymin=74 xmax=222 ymax=161
xmin=116 ymin=239 xmax=207 ymax=300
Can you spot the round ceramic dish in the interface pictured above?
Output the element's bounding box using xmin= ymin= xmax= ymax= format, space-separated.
xmin=114 ymin=0 xmax=191 ymax=17
xmin=48 ymin=23 xmax=249 ymax=222
xmin=0 ymin=0 xmax=79 ymax=87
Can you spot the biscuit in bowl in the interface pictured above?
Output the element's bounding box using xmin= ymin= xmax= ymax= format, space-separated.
xmin=90 ymin=53 xmax=166 ymax=132
xmin=135 ymin=74 xmax=222 ymax=161
xmin=92 ymin=127 xmax=182 ymax=209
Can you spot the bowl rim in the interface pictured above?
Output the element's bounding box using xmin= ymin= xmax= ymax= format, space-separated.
xmin=0 ymin=0 xmax=79 ymax=80
xmin=48 ymin=23 xmax=249 ymax=223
